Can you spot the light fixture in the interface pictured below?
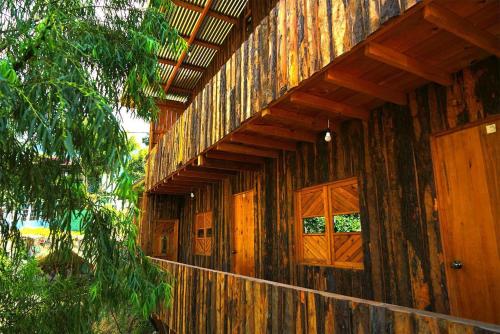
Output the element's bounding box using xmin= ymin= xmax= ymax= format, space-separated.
xmin=324 ymin=119 xmax=332 ymax=142
xmin=190 ymin=192 xmax=195 ymax=199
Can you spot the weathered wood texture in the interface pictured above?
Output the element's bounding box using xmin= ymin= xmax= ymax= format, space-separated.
xmin=152 ymin=258 xmax=500 ymax=334
xmin=145 ymin=0 xmax=421 ymax=190
xmin=191 ymin=0 xmax=279 ymax=99
xmin=144 ymin=58 xmax=499 ymax=315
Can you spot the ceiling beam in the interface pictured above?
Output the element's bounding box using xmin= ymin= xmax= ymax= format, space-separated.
xmin=171 ymin=175 xmax=217 ymax=183
xmin=243 ymin=123 xmax=317 ymax=143
xmin=178 ymin=169 xmax=229 ymax=180
xmin=170 ymin=176 xmax=213 ymax=184
xmin=158 ymin=57 xmax=206 ymax=72
xmin=216 ymin=142 xmax=279 ymax=159
xmin=167 ymin=85 xmax=193 ymax=95
xmin=290 ymin=92 xmax=369 ymax=120
xmin=324 ymin=70 xmax=407 ymax=105
xmin=165 ymin=180 xmax=205 ymax=187
xmin=364 ymin=42 xmax=453 ymax=86
xmin=261 ymin=108 xmax=328 ymax=131
xmin=155 ymin=185 xmax=192 ymax=192
xmin=197 ymin=156 xmax=261 ymax=172
xmin=155 ymin=99 xmax=188 ymax=110
xmin=163 ymin=0 xmax=214 ymax=95
xmin=230 ymin=133 xmax=297 ymax=151
xmin=153 ymin=190 xmax=187 ymax=195
xmin=185 ymin=165 xmax=238 ymax=176
xmin=172 ymin=0 xmax=238 ymax=25
xmin=205 ymin=151 xmax=266 ymax=164
xmin=180 ymin=35 xmax=221 ymax=51
xmin=423 ymin=3 xmax=500 ymax=57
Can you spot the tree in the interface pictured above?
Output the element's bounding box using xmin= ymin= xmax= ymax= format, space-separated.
xmin=0 ymin=0 xmax=184 ymax=332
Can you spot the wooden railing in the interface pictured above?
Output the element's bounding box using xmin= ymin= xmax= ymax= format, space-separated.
xmin=145 ymin=0 xmax=422 ymax=191
xmin=151 ymin=258 xmax=500 ymax=334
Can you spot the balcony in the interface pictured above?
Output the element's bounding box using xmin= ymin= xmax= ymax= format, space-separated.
xmin=145 ymin=0 xmax=500 ymax=194
xmin=151 ymin=258 xmax=500 ymax=333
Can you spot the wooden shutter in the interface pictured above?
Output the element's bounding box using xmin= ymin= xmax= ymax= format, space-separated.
xmin=194 ymin=211 xmax=212 ymax=256
xmin=329 ymin=179 xmax=363 ymax=269
xmin=296 ymin=186 xmax=331 ymax=265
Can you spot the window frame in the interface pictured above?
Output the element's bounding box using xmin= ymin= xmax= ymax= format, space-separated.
xmin=294 ymin=177 xmax=364 ymax=270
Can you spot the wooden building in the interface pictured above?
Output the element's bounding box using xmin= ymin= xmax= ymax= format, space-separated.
xmin=140 ymin=0 xmax=500 ymax=332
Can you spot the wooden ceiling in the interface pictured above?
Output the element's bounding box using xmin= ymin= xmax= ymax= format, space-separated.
xmin=150 ymin=0 xmax=500 ymax=195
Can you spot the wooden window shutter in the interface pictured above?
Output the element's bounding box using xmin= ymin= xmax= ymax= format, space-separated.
xmin=194 ymin=211 xmax=212 ymax=256
xmin=296 ymin=186 xmax=331 ymax=265
xmin=328 ymin=179 xmax=364 ymax=269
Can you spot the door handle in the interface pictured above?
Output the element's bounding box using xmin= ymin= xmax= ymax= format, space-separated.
xmin=450 ymin=260 xmax=463 ymax=270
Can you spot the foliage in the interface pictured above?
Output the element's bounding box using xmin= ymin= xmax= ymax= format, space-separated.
xmin=0 ymin=249 xmax=91 ymax=333
xmin=333 ymin=213 xmax=361 ymax=233
xmin=0 ymin=0 xmax=183 ymax=332
xmin=302 ymin=213 xmax=361 ymax=234
xmin=127 ymin=136 xmax=148 ymax=186
xmin=303 ymin=216 xmax=326 ymax=234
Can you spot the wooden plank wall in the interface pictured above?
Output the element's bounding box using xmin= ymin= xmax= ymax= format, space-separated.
xmin=152 ymin=259 xmax=500 ymax=334
xmin=146 ymin=0 xmax=422 ymax=190
xmin=145 ymin=58 xmax=500 ymax=316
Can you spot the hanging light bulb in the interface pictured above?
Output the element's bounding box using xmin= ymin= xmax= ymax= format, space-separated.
xmin=324 ymin=119 xmax=332 ymax=142
xmin=190 ymin=192 xmax=195 ymax=199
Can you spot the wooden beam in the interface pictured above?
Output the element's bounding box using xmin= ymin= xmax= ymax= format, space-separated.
xmin=156 ymin=185 xmax=192 ymax=192
xmin=205 ymin=151 xmax=266 ymax=164
xmin=170 ymin=176 xmax=213 ymax=184
xmin=166 ymin=180 xmax=205 ymax=187
xmin=178 ymin=170 xmax=229 ymax=180
xmin=158 ymin=58 xmax=206 ymax=72
xmin=197 ymin=156 xmax=261 ymax=172
xmin=154 ymin=190 xmax=187 ymax=195
xmin=230 ymin=133 xmax=296 ymax=151
xmin=364 ymin=42 xmax=453 ymax=86
xmin=216 ymin=143 xmax=279 ymax=159
xmin=180 ymin=35 xmax=221 ymax=51
xmin=423 ymin=3 xmax=500 ymax=57
xmin=167 ymin=86 xmax=193 ymax=95
xmin=172 ymin=0 xmax=238 ymax=25
xmin=261 ymin=108 xmax=327 ymax=131
xmin=243 ymin=124 xmax=317 ymax=143
xmin=324 ymin=70 xmax=407 ymax=105
xmin=172 ymin=175 xmax=218 ymax=183
xmin=185 ymin=165 xmax=238 ymax=176
xmin=163 ymin=0 xmax=214 ymax=95
xmin=289 ymin=92 xmax=369 ymax=120
xmin=155 ymin=99 xmax=188 ymax=111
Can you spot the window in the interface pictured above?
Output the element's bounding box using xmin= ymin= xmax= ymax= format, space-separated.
xmin=295 ymin=177 xmax=364 ymax=269
xmin=194 ymin=211 xmax=212 ymax=256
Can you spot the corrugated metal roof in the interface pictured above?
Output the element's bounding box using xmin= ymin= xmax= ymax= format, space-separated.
xmin=197 ymin=16 xmax=233 ymax=45
xmin=155 ymin=0 xmax=249 ymax=105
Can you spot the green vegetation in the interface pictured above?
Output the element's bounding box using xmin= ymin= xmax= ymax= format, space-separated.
xmin=303 ymin=217 xmax=326 ymax=234
xmin=0 ymin=0 xmax=184 ymax=332
xmin=333 ymin=213 xmax=362 ymax=233
xmin=303 ymin=213 xmax=362 ymax=234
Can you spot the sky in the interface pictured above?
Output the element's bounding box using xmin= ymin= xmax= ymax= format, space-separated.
xmin=118 ymin=108 xmax=150 ymax=147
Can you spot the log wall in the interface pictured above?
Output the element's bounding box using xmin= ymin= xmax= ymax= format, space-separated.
xmin=144 ymin=58 xmax=500 ymax=315
xmin=152 ymin=259 xmax=500 ymax=333
xmin=145 ymin=0 xmax=423 ymax=190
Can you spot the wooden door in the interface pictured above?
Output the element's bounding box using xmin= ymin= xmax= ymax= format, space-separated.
xmin=232 ymin=190 xmax=255 ymax=277
xmin=432 ymin=118 xmax=500 ymax=324
xmin=152 ymin=219 xmax=179 ymax=261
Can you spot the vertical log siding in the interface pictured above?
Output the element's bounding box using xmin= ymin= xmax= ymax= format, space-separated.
xmin=144 ymin=58 xmax=500 ymax=315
